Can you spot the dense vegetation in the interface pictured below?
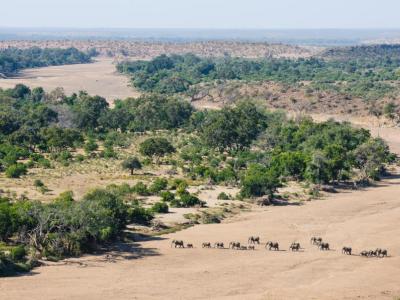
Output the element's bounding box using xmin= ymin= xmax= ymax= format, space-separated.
xmin=0 ymin=47 xmax=96 ymax=76
xmin=117 ymin=48 xmax=400 ymax=100
xmin=0 ymin=83 xmax=396 ymax=275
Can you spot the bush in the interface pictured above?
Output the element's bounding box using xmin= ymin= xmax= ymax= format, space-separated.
xmin=33 ymin=179 xmax=44 ymax=188
xmin=128 ymin=206 xmax=154 ymax=225
xmin=37 ymin=158 xmax=51 ymax=168
xmin=84 ymin=138 xmax=98 ymax=154
xmin=5 ymin=164 xmax=27 ymax=178
xmin=75 ymin=154 xmax=85 ymax=162
xmin=217 ymin=192 xmax=230 ymax=200
xmin=170 ymin=178 xmax=188 ymax=190
xmin=149 ymin=178 xmax=168 ymax=194
xmin=180 ymin=193 xmax=204 ymax=208
xmin=10 ymin=245 xmax=26 ymax=261
xmin=160 ymin=191 xmax=175 ymax=202
xmin=200 ymin=212 xmax=221 ymax=224
xmin=151 ymin=202 xmax=169 ymax=213
xmin=131 ymin=182 xmax=150 ymax=196
xmin=101 ymin=146 xmax=117 ymax=159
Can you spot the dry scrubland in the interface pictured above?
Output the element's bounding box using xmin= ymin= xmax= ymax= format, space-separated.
xmin=189 ymin=80 xmax=399 ymax=119
xmin=0 ymin=40 xmax=318 ymax=59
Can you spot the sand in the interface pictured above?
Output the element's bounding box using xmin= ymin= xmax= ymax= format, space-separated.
xmin=0 ymin=123 xmax=400 ymax=299
xmin=0 ymin=58 xmax=139 ymax=102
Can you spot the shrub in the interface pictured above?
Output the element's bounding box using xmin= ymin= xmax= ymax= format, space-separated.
xmin=101 ymin=146 xmax=117 ymax=159
xmin=5 ymin=164 xmax=27 ymax=178
xmin=33 ymin=179 xmax=44 ymax=188
xmin=131 ymin=182 xmax=150 ymax=196
xmin=75 ymin=154 xmax=85 ymax=162
xmin=149 ymin=178 xmax=168 ymax=194
xmin=84 ymin=138 xmax=98 ymax=154
xmin=160 ymin=191 xmax=175 ymax=202
xmin=128 ymin=206 xmax=154 ymax=225
xmin=151 ymin=202 xmax=169 ymax=213
xmin=217 ymin=192 xmax=230 ymax=200
xmin=54 ymin=191 xmax=74 ymax=205
xmin=10 ymin=245 xmax=26 ymax=261
xmin=38 ymin=158 xmax=51 ymax=168
xmin=180 ymin=193 xmax=204 ymax=208
xmin=200 ymin=212 xmax=221 ymax=224
xmin=169 ymin=178 xmax=188 ymax=190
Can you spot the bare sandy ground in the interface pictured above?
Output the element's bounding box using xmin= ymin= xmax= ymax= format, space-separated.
xmin=0 ymin=58 xmax=139 ymax=102
xmin=1 ymin=125 xmax=400 ymax=299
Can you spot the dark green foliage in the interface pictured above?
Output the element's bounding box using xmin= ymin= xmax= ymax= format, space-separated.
xmin=139 ymin=137 xmax=175 ymax=159
xmin=179 ymin=192 xmax=204 ymax=208
xmin=353 ymin=138 xmax=393 ymax=180
xmin=240 ymin=164 xmax=280 ymax=198
xmin=10 ymin=245 xmax=26 ymax=261
xmin=121 ymin=157 xmax=142 ymax=175
xmin=117 ymin=51 xmax=400 ymax=99
xmin=0 ymin=47 xmax=94 ymax=76
xmin=131 ymin=182 xmax=150 ymax=196
xmin=5 ymin=164 xmax=27 ymax=178
xmin=217 ymin=192 xmax=230 ymax=200
xmin=151 ymin=202 xmax=169 ymax=213
xmin=128 ymin=206 xmax=154 ymax=225
xmin=200 ymin=102 xmax=267 ymax=151
xmin=40 ymin=127 xmax=83 ymax=152
xmin=122 ymin=95 xmax=193 ymax=131
xmin=149 ymin=178 xmax=168 ymax=194
xmin=160 ymin=191 xmax=175 ymax=202
xmin=84 ymin=138 xmax=98 ymax=154
xmin=33 ymin=179 xmax=45 ymax=188
xmin=74 ymin=94 xmax=109 ymax=131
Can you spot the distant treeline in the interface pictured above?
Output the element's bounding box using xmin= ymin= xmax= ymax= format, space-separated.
xmin=320 ymin=44 xmax=400 ymax=61
xmin=117 ymin=45 xmax=400 ymax=100
xmin=0 ymin=47 xmax=96 ymax=76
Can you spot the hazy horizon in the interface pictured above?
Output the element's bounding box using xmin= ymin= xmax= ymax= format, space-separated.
xmin=1 ymin=0 xmax=399 ymax=29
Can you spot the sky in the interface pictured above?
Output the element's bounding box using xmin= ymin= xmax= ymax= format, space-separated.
xmin=0 ymin=0 xmax=399 ymax=29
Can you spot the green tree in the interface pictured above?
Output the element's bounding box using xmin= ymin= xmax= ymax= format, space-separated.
xmin=240 ymin=164 xmax=280 ymax=198
xmin=121 ymin=157 xmax=142 ymax=175
xmin=139 ymin=137 xmax=175 ymax=161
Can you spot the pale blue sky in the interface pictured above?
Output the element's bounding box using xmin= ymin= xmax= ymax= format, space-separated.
xmin=0 ymin=0 xmax=399 ymax=29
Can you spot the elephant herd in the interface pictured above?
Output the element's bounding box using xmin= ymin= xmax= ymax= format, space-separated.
xmin=171 ymin=236 xmax=389 ymax=258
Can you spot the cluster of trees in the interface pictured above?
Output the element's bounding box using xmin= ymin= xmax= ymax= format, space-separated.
xmin=117 ymin=50 xmax=400 ymax=99
xmin=0 ymin=189 xmax=128 ymax=261
xmin=0 ymin=86 xmax=192 ymax=177
xmin=1 ymin=84 xmax=394 ymax=195
xmin=0 ymin=47 xmax=96 ymax=76
xmin=179 ymin=104 xmax=394 ymax=197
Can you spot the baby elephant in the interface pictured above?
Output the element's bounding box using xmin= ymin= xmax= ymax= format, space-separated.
xmin=214 ymin=242 xmax=224 ymax=249
xmin=202 ymin=242 xmax=212 ymax=248
xmin=342 ymin=247 xmax=352 ymax=255
xmin=187 ymin=244 xmax=194 ymax=248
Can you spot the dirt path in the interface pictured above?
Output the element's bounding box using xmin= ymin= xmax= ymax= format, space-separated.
xmin=0 ymin=58 xmax=139 ymax=102
xmin=0 ymin=123 xmax=399 ymax=300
